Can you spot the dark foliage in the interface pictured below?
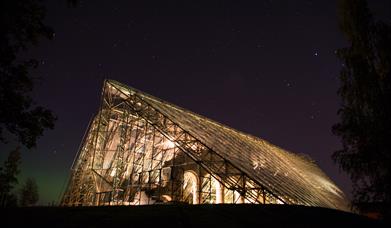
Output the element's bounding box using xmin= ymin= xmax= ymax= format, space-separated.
xmin=0 ymin=148 xmax=21 ymax=207
xmin=19 ymin=177 xmax=39 ymax=206
xmin=333 ymin=0 xmax=391 ymax=218
xmin=0 ymin=0 xmax=56 ymax=148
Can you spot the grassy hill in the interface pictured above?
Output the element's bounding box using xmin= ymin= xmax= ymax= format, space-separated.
xmin=1 ymin=204 xmax=386 ymax=227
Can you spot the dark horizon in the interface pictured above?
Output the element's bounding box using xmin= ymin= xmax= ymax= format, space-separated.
xmin=1 ymin=0 xmax=390 ymax=205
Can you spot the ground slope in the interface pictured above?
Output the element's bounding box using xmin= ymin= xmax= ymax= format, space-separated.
xmin=2 ymin=204 xmax=385 ymax=227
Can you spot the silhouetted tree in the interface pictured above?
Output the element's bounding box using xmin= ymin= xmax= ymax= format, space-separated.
xmin=332 ymin=0 xmax=391 ymax=218
xmin=19 ymin=177 xmax=39 ymax=206
xmin=0 ymin=0 xmax=57 ymax=148
xmin=0 ymin=147 xmax=21 ymax=207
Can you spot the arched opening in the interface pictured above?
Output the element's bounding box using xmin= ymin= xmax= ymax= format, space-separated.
xmin=183 ymin=171 xmax=199 ymax=204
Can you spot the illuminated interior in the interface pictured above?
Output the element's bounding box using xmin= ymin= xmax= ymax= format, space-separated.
xmin=61 ymin=80 xmax=349 ymax=211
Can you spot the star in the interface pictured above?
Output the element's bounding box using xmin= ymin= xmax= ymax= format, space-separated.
xmin=283 ymin=79 xmax=292 ymax=88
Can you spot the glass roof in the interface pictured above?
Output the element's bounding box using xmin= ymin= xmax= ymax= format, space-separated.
xmin=107 ymin=79 xmax=349 ymax=211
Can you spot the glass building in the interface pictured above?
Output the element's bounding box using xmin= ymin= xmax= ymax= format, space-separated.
xmin=61 ymin=80 xmax=349 ymax=211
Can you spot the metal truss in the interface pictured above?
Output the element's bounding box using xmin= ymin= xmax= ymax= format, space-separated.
xmin=61 ymin=81 xmax=284 ymax=206
xmin=61 ymin=80 xmax=349 ymax=212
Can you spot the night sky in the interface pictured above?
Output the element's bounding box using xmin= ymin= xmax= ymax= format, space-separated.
xmin=1 ymin=0 xmax=390 ymax=205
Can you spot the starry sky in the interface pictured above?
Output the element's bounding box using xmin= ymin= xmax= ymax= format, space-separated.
xmin=1 ymin=0 xmax=390 ymax=205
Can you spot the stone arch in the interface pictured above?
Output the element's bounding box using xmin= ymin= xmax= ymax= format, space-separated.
xmin=183 ymin=170 xmax=199 ymax=204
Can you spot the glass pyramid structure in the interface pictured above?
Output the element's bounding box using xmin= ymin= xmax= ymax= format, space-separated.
xmin=61 ymin=80 xmax=349 ymax=211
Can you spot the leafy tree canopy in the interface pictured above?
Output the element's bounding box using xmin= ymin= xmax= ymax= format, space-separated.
xmin=0 ymin=147 xmax=21 ymax=207
xmin=0 ymin=0 xmax=56 ymax=148
xmin=333 ymin=0 xmax=391 ymax=217
xmin=19 ymin=177 xmax=39 ymax=206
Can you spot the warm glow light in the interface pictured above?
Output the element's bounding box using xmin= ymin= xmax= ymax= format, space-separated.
xmin=165 ymin=140 xmax=176 ymax=149
xmin=62 ymin=80 xmax=349 ymax=211
xmin=161 ymin=195 xmax=172 ymax=202
xmin=110 ymin=168 xmax=117 ymax=177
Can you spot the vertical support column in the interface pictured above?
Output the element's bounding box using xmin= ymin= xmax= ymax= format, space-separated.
xmin=192 ymin=186 xmax=199 ymax=205
xmin=111 ymin=109 xmax=129 ymax=205
xmin=215 ymin=180 xmax=224 ymax=204
xmin=192 ymin=172 xmax=199 ymax=205
xmin=197 ymin=165 xmax=201 ymax=204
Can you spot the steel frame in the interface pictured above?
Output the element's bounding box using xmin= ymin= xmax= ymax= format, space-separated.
xmin=61 ymin=81 xmax=284 ymax=206
xmin=61 ymin=80 xmax=349 ymax=212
